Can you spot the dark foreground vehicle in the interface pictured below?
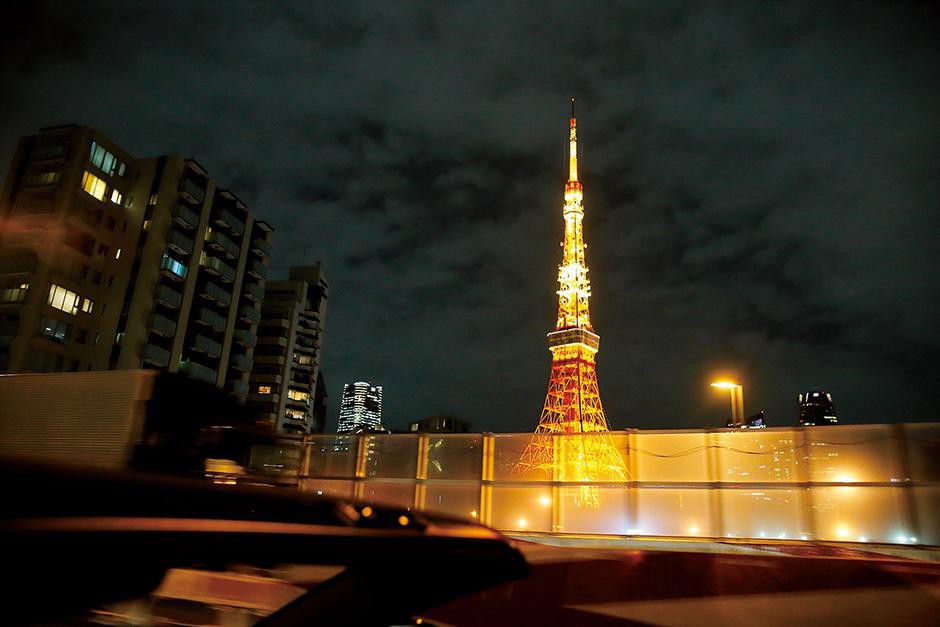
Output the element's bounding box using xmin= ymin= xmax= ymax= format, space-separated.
xmin=3 ymin=460 xmax=939 ymax=626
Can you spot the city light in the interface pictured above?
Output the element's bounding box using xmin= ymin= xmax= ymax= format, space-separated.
xmin=398 ymin=515 xmax=410 ymax=527
xmin=710 ymin=381 xmax=741 ymax=390
xmin=711 ymin=380 xmax=744 ymax=427
xmin=538 ymin=495 xmax=552 ymax=507
xmin=517 ymin=518 xmax=528 ymax=529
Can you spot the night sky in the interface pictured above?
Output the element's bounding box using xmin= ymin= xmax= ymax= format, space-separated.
xmin=2 ymin=1 xmax=938 ymax=432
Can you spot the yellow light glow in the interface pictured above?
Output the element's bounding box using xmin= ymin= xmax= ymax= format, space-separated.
xmin=398 ymin=515 xmax=409 ymax=527
xmin=361 ymin=506 xmax=373 ymax=518
xmin=710 ymin=381 xmax=741 ymax=389
xmin=837 ymin=527 xmax=850 ymax=538
xmin=688 ymin=525 xmax=699 ymax=534
xmin=517 ymin=517 xmax=528 ymax=528
xmin=469 ymin=510 xmax=478 ymax=518
xmin=538 ymin=496 xmax=552 ymax=507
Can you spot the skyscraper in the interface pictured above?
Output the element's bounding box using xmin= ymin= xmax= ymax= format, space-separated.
xmin=248 ymin=264 xmax=329 ymax=435
xmin=337 ymin=381 xmax=383 ymax=433
xmin=798 ymin=390 xmax=838 ymax=426
xmin=0 ymin=124 xmax=270 ymax=401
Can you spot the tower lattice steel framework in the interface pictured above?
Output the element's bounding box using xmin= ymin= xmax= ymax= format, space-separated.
xmin=516 ymin=100 xmax=628 ymax=506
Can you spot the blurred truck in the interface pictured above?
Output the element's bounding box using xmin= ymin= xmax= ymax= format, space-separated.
xmin=0 ymin=369 xmax=273 ymax=477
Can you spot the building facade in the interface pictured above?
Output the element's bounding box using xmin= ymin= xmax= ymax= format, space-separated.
xmin=408 ymin=415 xmax=471 ymax=433
xmin=798 ymin=390 xmax=838 ymax=426
xmin=247 ymin=264 xmax=328 ymax=435
xmin=0 ymin=125 xmax=271 ymax=402
xmin=337 ymin=381 xmax=383 ymax=433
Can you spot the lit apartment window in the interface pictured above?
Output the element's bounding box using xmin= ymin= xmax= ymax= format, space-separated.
xmin=80 ymin=170 xmax=107 ymax=201
xmin=285 ymin=408 xmax=305 ymax=420
xmin=38 ymin=316 xmax=69 ymax=343
xmin=287 ymin=389 xmax=309 ymax=402
xmin=115 ymin=248 xmax=122 ymax=260
xmin=258 ymin=386 xmax=272 ymax=394
xmin=89 ymin=140 xmax=123 ymax=177
xmin=110 ymin=189 xmax=123 ymax=205
xmin=47 ymin=283 xmax=81 ymax=315
xmin=0 ymin=283 xmax=29 ymax=304
xmin=81 ymin=297 xmax=94 ymax=314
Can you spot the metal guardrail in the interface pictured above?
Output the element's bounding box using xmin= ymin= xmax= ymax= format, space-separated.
xmin=293 ymin=424 xmax=940 ymax=546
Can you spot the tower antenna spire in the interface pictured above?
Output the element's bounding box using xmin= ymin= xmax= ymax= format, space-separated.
xmin=571 ymin=97 xmax=575 ymax=118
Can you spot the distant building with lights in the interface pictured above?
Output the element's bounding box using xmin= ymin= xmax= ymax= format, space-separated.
xmin=0 ymin=124 xmax=271 ymax=402
xmin=409 ymin=415 xmax=471 ymax=433
xmin=337 ymin=381 xmax=383 ymax=433
xmin=798 ymin=390 xmax=838 ymax=426
xmin=728 ymin=411 xmax=766 ymax=429
xmin=247 ymin=264 xmax=329 ymax=435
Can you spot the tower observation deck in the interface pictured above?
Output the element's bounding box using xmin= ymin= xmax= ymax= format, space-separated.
xmin=516 ymin=100 xmax=628 ymax=507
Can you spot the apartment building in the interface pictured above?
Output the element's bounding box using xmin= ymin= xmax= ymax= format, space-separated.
xmin=247 ymin=264 xmax=328 ymax=435
xmin=0 ymin=124 xmax=272 ymax=402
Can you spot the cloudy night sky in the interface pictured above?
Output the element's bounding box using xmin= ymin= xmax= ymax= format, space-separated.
xmin=2 ymin=1 xmax=937 ymax=432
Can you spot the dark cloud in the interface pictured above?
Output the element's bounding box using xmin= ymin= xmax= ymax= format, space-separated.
xmin=1 ymin=0 xmax=937 ymax=430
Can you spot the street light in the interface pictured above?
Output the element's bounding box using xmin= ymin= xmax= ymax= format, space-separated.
xmin=711 ymin=381 xmax=744 ymax=427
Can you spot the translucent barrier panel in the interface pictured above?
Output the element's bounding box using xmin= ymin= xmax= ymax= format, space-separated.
xmin=426 ymin=435 xmax=483 ymax=480
xmin=297 ymin=478 xmax=354 ymax=500
xmin=492 ymin=433 xmax=550 ymax=482
xmin=423 ymin=482 xmax=481 ymax=520
xmin=358 ymin=480 xmax=416 ymax=509
xmin=633 ymin=432 xmax=710 ymax=483
xmin=304 ymin=436 xmax=358 ymax=478
xmin=720 ymin=489 xmax=805 ymax=540
xmin=490 ymin=485 xmax=552 ymax=532
xmin=554 ymin=433 xmax=630 ymax=482
xmin=714 ymin=430 xmax=798 ymax=483
xmin=811 ymin=486 xmax=908 ymax=543
xmin=557 ymin=486 xmax=629 ymax=535
xmin=363 ymin=435 xmax=419 ymax=479
xmin=634 ymin=488 xmax=712 ymax=537
xmin=913 ymin=487 xmax=940 ymax=546
xmin=902 ymin=423 xmax=940 ymax=482
xmin=802 ymin=425 xmax=903 ymax=483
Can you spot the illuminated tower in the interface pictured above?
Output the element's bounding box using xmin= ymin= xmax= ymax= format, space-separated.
xmin=516 ymin=100 xmax=627 ymax=505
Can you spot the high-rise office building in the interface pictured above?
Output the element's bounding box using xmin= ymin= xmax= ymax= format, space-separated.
xmin=0 ymin=124 xmax=271 ymax=402
xmin=337 ymin=381 xmax=383 ymax=433
xmin=798 ymin=390 xmax=838 ymax=426
xmin=247 ymin=264 xmax=328 ymax=435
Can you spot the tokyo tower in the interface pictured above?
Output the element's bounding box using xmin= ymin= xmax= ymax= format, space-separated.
xmin=516 ymin=100 xmax=628 ymax=506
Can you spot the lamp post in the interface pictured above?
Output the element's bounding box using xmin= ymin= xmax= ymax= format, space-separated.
xmin=711 ymin=381 xmax=744 ymax=427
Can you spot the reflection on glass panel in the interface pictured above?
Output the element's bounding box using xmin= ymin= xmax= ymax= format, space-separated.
xmin=304 ymin=435 xmax=357 ymax=478
xmin=364 ymin=435 xmax=418 ymax=479
xmin=423 ymin=482 xmax=481 ymax=520
xmin=635 ymin=488 xmax=712 ymax=537
xmin=557 ymin=485 xmax=629 ymax=534
xmin=298 ymin=478 xmax=354 ymax=500
xmin=492 ymin=433 xmax=545 ymax=481
xmin=811 ymin=486 xmax=907 ymax=543
xmin=715 ymin=431 xmax=797 ymax=482
xmin=491 ymin=485 xmax=552 ymax=532
xmin=426 ymin=434 xmax=483 ymax=480
xmin=720 ymin=489 xmax=805 ymax=540
xmin=802 ymin=425 xmax=902 ymax=483
xmin=358 ymin=481 xmax=415 ymax=509
xmin=912 ymin=487 xmax=939 ymax=546
xmin=633 ymin=432 xmax=710 ymax=483
xmin=903 ymin=424 xmax=940 ymax=482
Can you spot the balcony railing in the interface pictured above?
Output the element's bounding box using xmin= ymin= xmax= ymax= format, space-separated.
xmin=141 ymin=343 xmax=170 ymax=367
xmin=179 ymin=176 xmax=205 ymax=205
xmin=206 ymin=229 xmax=240 ymax=260
xmin=172 ymin=204 xmax=200 ymax=230
xmin=0 ymin=286 xmax=29 ymax=304
xmin=153 ymin=283 xmax=182 ymax=309
xmin=239 ymin=305 xmax=260 ymax=325
xmin=148 ymin=313 xmax=177 ymax=337
xmin=199 ymin=281 xmax=231 ymax=308
xmin=212 ymin=208 xmax=244 ymax=237
xmin=250 ymin=238 xmax=270 ymax=258
xmin=179 ymin=359 xmax=217 ymax=385
xmin=243 ymin=281 xmax=263 ymax=302
xmin=296 ymin=424 xmax=940 ymax=546
xmin=233 ymin=328 xmax=255 ymax=347
xmin=227 ymin=378 xmax=249 ymax=396
xmin=166 ymin=229 xmax=194 ymax=256
xmin=160 ymin=253 xmax=187 ymax=281
xmin=193 ymin=307 xmax=226 ymax=333
xmin=191 ymin=334 xmax=222 ymax=359
xmin=247 ymin=259 xmax=267 ymax=280
xmin=0 ymin=254 xmax=38 ymax=275
xmin=199 ymin=251 xmax=235 ymax=283
xmin=230 ymin=352 xmax=250 ymax=372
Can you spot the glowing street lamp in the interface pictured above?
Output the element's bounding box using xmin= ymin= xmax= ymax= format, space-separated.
xmin=711 ymin=381 xmax=744 ymax=427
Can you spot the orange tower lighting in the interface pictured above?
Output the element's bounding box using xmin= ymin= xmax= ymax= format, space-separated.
xmin=516 ymin=99 xmax=628 ymax=507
